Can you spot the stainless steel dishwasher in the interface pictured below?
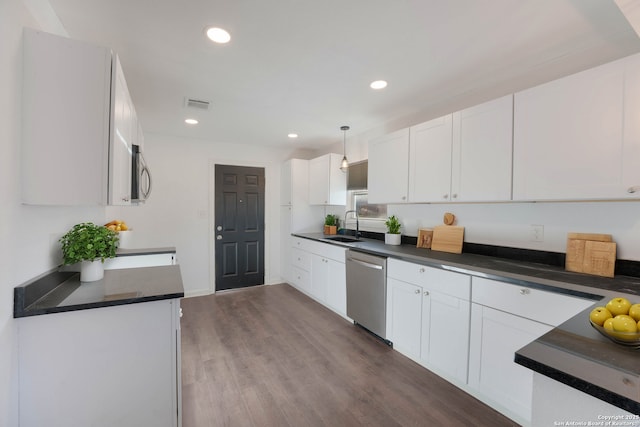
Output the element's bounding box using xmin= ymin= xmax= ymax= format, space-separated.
xmin=345 ymin=249 xmax=389 ymax=343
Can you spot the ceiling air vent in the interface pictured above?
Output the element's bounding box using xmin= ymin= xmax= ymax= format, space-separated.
xmin=184 ymin=97 xmax=211 ymax=111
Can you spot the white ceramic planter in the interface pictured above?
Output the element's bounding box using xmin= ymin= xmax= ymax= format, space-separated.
xmin=385 ymin=233 xmax=401 ymax=245
xmin=80 ymin=260 xmax=104 ymax=282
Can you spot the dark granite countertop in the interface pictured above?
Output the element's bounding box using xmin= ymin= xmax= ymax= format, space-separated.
xmin=14 ymin=264 xmax=184 ymax=318
xmin=293 ymin=232 xmax=640 ymax=414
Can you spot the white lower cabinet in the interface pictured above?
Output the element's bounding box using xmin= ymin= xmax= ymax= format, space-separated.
xmin=18 ymin=299 xmax=181 ymax=427
xmin=288 ymin=238 xmax=347 ymax=317
xmin=468 ymin=277 xmax=594 ymax=425
xmin=386 ymin=259 xmax=471 ymax=384
xmin=468 ymin=303 xmax=552 ymax=425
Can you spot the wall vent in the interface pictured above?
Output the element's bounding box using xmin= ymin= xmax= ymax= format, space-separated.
xmin=184 ymin=97 xmax=211 ymax=110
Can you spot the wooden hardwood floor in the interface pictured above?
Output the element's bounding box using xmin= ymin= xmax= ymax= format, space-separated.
xmin=180 ymin=284 xmax=519 ymax=427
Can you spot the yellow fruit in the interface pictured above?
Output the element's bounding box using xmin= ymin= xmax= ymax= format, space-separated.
xmin=605 ymin=297 xmax=632 ymax=317
xmin=612 ymin=315 xmax=637 ymax=333
xmin=638 ymin=320 xmax=640 ymax=332
xmin=603 ymin=318 xmax=614 ymax=331
xmin=115 ymin=225 xmax=122 ymax=231
xmin=107 ymin=224 xmax=116 ymax=231
xmin=120 ymin=223 xmax=128 ymax=231
xmin=628 ymin=304 xmax=640 ymax=322
xmin=589 ymin=306 xmax=612 ymax=326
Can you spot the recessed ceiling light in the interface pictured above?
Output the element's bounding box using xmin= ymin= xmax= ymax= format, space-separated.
xmin=185 ymin=118 xmax=199 ymax=125
xmin=288 ymin=133 xmax=298 ymax=139
xmin=205 ymin=27 xmax=231 ymax=44
xmin=370 ymin=80 xmax=388 ymax=90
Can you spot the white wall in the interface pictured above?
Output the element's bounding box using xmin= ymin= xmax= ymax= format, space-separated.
xmin=1 ymin=1 xmax=106 ymax=426
xmin=106 ymin=132 xmax=307 ymax=296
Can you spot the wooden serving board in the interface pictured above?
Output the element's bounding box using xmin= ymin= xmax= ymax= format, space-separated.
xmin=431 ymin=226 xmax=464 ymax=254
xmin=565 ymin=232 xmax=615 ymax=277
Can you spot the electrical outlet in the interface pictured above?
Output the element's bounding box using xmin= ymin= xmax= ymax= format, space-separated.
xmin=530 ymin=225 xmax=544 ymax=242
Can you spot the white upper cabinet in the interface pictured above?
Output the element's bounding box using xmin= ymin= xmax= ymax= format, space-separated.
xmin=409 ymin=115 xmax=453 ymax=202
xmin=513 ymin=54 xmax=640 ymax=201
xmin=309 ymin=153 xmax=346 ymax=205
xmin=22 ymin=29 xmax=139 ymax=206
xmin=451 ymin=95 xmax=513 ymax=202
xmin=368 ymin=128 xmax=410 ymax=204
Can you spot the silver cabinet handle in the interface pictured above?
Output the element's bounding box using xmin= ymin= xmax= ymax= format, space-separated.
xmin=452 ymin=193 xmax=458 ymax=199
xmin=628 ymin=186 xmax=640 ymax=194
xmin=423 ymin=291 xmax=429 ymax=296
xmin=402 ymin=196 xmax=406 ymax=200
xmin=519 ymin=288 xmax=531 ymax=295
xmin=419 ymin=267 xmax=425 ymax=273
xmin=443 ymin=194 xmax=449 ymax=199
xmin=414 ymin=289 xmax=421 ymax=294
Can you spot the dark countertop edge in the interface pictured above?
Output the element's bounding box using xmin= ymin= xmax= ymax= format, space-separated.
xmin=514 ymin=353 xmax=640 ymax=415
xmin=14 ymin=292 xmax=184 ymax=318
xmin=115 ymin=247 xmax=176 ymax=257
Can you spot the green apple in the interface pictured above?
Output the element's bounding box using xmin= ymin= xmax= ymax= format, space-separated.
xmin=628 ymin=303 xmax=640 ymax=322
xmin=589 ymin=306 xmax=613 ymax=326
xmin=606 ymin=297 xmax=632 ymax=317
xmin=603 ymin=318 xmax=615 ymax=331
xmin=612 ymin=315 xmax=637 ymax=333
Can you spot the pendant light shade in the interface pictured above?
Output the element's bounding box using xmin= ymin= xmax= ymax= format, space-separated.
xmin=340 ymin=125 xmax=350 ymax=172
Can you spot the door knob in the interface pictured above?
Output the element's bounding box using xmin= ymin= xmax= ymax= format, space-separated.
xmin=216 ymin=235 xmax=222 ymax=240
xmin=216 ymin=225 xmax=222 ymax=231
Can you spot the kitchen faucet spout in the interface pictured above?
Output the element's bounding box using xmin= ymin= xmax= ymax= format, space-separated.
xmin=344 ymin=210 xmax=360 ymax=238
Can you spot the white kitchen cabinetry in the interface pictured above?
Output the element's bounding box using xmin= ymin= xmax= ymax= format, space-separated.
xmin=386 ymin=259 xmax=471 ymax=384
xmin=371 ymin=95 xmax=512 ymax=204
xmin=288 ymin=238 xmax=347 ymax=317
xmin=513 ymin=54 xmax=640 ymax=201
xmin=450 ymin=95 xmax=513 ymax=202
xmin=368 ymin=128 xmax=410 ymax=204
xmin=408 ymin=115 xmax=453 ymax=202
xmin=22 ymin=28 xmax=139 ymax=206
xmin=308 ymin=154 xmax=346 ymax=205
xmin=280 ymin=160 xmax=323 ymax=283
xmin=469 ymin=277 xmax=594 ymax=425
xmin=18 ymin=299 xmax=181 ymax=427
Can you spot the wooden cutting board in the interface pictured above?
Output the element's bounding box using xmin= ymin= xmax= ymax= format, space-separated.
xmin=565 ymin=232 xmax=615 ymax=277
xmin=431 ymin=225 xmax=464 ymax=254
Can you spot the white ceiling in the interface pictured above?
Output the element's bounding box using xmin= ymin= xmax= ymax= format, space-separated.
xmin=45 ymin=0 xmax=640 ymax=149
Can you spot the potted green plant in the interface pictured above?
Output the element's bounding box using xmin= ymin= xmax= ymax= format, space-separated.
xmin=324 ymin=214 xmax=339 ymax=235
xmin=59 ymin=222 xmax=119 ymax=282
xmin=384 ymin=215 xmax=402 ymax=245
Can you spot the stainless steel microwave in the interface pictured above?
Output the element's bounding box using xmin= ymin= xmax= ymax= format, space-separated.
xmin=131 ymin=144 xmax=151 ymax=202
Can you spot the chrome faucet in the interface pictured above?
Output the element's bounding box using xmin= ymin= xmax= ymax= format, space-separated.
xmin=344 ymin=210 xmax=360 ymax=238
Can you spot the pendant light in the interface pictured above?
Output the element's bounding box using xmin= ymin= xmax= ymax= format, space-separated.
xmin=340 ymin=125 xmax=350 ymax=172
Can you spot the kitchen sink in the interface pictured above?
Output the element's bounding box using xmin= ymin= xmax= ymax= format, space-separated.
xmin=324 ymin=236 xmax=361 ymax=243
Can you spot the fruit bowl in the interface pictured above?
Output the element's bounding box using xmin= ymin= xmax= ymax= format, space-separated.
xmin=589 ymin=320 xmax=640 ymax=348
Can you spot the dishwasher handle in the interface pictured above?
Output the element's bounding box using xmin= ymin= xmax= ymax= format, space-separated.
xmin=348 ymin=257 xmax=384 ymax=270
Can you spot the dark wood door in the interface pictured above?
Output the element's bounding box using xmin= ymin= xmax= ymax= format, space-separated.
xmin=214 ymin=165 xmax=265 ymax=291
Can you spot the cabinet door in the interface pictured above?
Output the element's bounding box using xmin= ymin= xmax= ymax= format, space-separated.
xmin=109 ymin=57 xmax=133 ymax=205
xmin=311 ymin=254 xmax=329 ymax=302
xmin=368 ymin=128 xmax=410 ymax=203
xmin=387 ymin=278 xmax=422 ymax=360
xmin=513 ymin=58 xmax=627 ymax=200
xmin=22 ymin=29 xmax=111 ymax=205
xmin=281 ymin=160 xmax=293 ymax=206
xmin=451 ymin=95 xmax=513 ymax=202
xmin=409 ymin=115 xmax=453 ymax=202
xmin=309 ymin=154 xmax=346 ymax=205
xmin=421 ymin=290 xmax=470 ymax=383
xmin=468 ymin=304 xmax=553 ymax=424
xmin=326 ymin=259 xmax=346 ymax=316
